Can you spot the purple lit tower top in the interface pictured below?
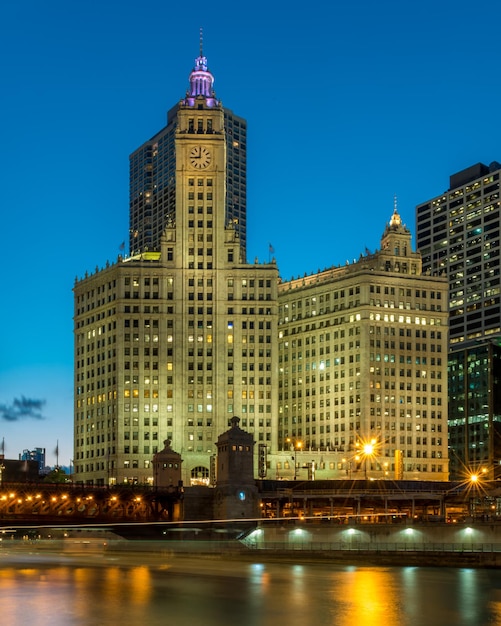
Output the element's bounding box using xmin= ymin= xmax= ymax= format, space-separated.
xmin=184 ymin=29 xmax=219 ymax=108
xmin=129 ymin=30 xmax=247 ymax=258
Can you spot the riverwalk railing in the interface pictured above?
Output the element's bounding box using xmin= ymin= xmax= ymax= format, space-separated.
xmin=244 ymin=541 xmax=501 ymax=553
xmin=5 ymin=538 xmax=501 ymax=555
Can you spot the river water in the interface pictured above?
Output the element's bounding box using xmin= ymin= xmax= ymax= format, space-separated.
xmin=1 ymin=549 xmax=501 ymax=626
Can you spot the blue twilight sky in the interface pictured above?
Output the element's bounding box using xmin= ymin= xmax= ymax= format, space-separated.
xmin=1 ymin=0 xmax=500 ymax=467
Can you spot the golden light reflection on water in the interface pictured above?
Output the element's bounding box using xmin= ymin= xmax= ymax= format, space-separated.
xmin=75 ymin=565 xmax=153 ymax=624
xmin=0 ymin=555 xmax=500 ymax=625
xmin=128 ymin=566 xmax=153 ymax=605
xmin=72 ymin=567 xmax=95 ymax=623
xmin=330 ymin=567 xmax=402 ymax=626
xmin=490 ymin=589 xmax=501 ymax=623
xmin=0 ymin=566 xmax=77 ymax=625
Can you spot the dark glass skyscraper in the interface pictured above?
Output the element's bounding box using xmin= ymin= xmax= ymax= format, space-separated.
xmin=416 ymin=161 xmax=501 ymax=479
xmin=129 ymin=39 xmax=247 ymax=258
xmin=448 ymin=342 xmax=501 ymax=480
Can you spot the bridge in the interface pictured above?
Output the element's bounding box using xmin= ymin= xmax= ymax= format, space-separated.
xmin=0 ymin=483 xmax=183 ymax=529
xmin=1 ymin=479 xmax=499 ymax=531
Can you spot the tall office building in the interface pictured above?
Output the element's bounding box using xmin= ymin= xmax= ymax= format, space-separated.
xmin=129 ymin=37 xmax=247 ymax=258
xmin=276 ymin=208 xmax=449 ymax=481
xmin=73 ymin=44 xmax=277 ymax=486
xmin=416 ymin=162 xmax=501 ymax=478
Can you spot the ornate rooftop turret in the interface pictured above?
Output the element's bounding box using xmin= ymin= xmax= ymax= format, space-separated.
xmin=183 ymin=28 xmax=218 ymax=108
xmin=384 ymin=196 xmax=410 ymax=236
xmin=376 ymin=196 xmax=422 ymax=276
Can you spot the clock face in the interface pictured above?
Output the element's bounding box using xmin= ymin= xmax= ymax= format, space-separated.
xmin=189 ymin=146 xmax=211 ymax=169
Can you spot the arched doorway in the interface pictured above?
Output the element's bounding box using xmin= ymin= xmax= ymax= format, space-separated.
xmin=190 ymin=465 xmax=210 ymax=486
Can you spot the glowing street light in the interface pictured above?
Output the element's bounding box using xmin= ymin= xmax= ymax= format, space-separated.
xmin=468 ymin=466 xmax=488 ymax=486
xmin=363 ymin=442 xmax=375 ymax=456
xmin=357 ymin=437 xmax=378 ymax=479
xmin=286 ymin=438 xmax=303 ymax=480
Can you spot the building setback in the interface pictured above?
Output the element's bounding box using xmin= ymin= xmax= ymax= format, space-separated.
xmin=276 ymin=208 xmax=450 ymax=481
xmin=73 ymin=44 xmax=278 ymax=486
xmin=416 ymin=161 xmax=501 ymax=479
xmin=129 ymin=37 xmax=247 ymax=259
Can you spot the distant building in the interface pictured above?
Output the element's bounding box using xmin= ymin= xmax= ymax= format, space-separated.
xmin=416 ymin=162 xmax=501 ymax=479
xmin=0 ymin=458 xmax=39 ymax=483
xmin=276 ymin=207 xmax=450 ymax=481
xmin=19 ymin=447 xmax=46 ymax=472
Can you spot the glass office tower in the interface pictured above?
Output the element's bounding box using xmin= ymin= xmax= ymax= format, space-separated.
xmin=416 ymin=161 xmax=501 ymax=478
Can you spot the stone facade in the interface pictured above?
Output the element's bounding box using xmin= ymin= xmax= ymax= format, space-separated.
xmin=275 ymin=208 xmax=450 ymax=481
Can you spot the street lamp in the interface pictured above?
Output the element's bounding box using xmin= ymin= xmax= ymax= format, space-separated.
xmin=464 ymin=466 xmax=490 ymax=519
xmin=363 ymin=441 xmax=375 ymax=475
xmin=383 ymin=461 xmax=389 ymax=477
xmin=356 ymin=437 xmax=377 ymax=479
xmin=286 ymin=438 xmax=303 ymax=480
xmin=342 ymin=458 xmax=352 ymax=479
xmin=466 ymin=466 xmax=488 ymax=492
xmin=470 ymin=467 xmax=488 ymax=483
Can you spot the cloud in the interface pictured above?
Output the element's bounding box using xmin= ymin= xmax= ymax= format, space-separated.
xmin=0 ymin=396 xmax=46 ymax=422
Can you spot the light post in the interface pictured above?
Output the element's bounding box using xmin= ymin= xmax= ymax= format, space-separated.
xmin=0 ymin=463 xmax=4 ymax=488
xmin=383 ymin=461 xmax=389 ymax=478
xmin=286 ymin=438 xmax=303 ymax=480
xmin=362 ymin=441 xmax=375 ymax=479
xmin=467 ymin=467 xmax=488 ymax=519
xmin=355 ymin=437 xmax=378 ymax=479
xmin=342 ymin=458 xmax=352 ymax=478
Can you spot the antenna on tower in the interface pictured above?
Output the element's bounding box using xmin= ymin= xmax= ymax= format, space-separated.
xmin=394 ymin=194 xmax=398 ymax=213
xmin=200 ymin=27 xmax=203 ymax=57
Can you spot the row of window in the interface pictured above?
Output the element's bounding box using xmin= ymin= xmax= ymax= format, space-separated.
xmin=188 ymin=178 xmax=213 ymax=186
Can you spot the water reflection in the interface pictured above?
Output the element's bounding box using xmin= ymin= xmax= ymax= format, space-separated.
xmin=331 ymin=567 xmax=403 ymax=625
xmin=0 ymin=552 xmax=501 ymax=626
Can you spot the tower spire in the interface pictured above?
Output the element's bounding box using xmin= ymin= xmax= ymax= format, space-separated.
xmin=389 ymin=194 xmax=402 ymax=227
xmin=184 ymin=28 xmax=218 ymax=107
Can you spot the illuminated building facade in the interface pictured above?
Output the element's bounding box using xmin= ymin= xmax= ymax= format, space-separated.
xmin=73 ymin=45 xmax=278 ymax=486
xmin=416 ymin=161 xmax=501 ymax=478
xmin=74 ymin=39 xmax=460 ymax=487
xmin=277 ymin=208 xmax=449 ymax=481
xmin=129 ymin=38 xmax=247 ymax=258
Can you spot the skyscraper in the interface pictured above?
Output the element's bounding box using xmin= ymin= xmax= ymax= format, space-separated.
xmin=73 ymin=42 xmax=277 ymax=486
xmin=129 ymin=35 xmax=247 ymax=259
xmin=277 ymin=208 xmax=449 ymax=481
xmin=416 ymin=161 xmax=501 ymax=479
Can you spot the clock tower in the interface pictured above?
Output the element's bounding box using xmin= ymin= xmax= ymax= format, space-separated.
xmin=154 ymin=37 xmax=279 ymax=485
xmin=129 ymin=32 xmax=248 ymax=258
xmin=173 ymin=44 xmax=229 ymax=271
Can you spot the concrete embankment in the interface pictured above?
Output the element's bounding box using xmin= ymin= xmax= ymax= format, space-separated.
xmin=6 ymin=521 xmax=501 ymax=568
xmin=234 ymin=520 xmax=501 ymax=567
xmin=231 ymin=548 xmax=501 ymax=568
xmin=4 ymin=537 xmax=501 ymax=568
